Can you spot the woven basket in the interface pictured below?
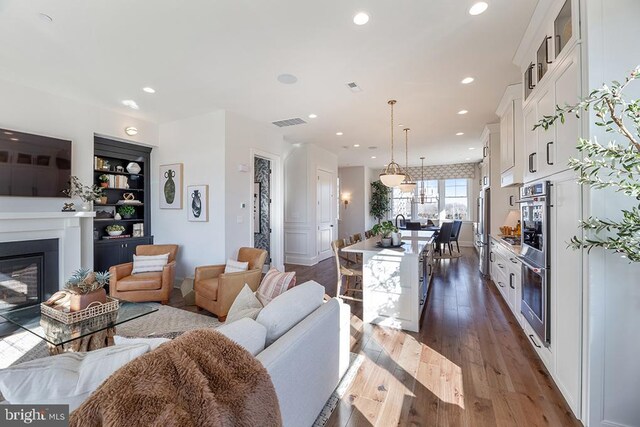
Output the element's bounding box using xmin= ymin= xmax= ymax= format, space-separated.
xmin=41 ymin=297 xmax=119 ymax=325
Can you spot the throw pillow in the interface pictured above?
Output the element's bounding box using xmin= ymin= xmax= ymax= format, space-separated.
xmin=226 ymin=284 xmax=263 ymax=323
xmin=131 ymin=253 xmax=169 ymax=274
xmin=255 ymin=280 xmax=325 ymax=346
xmin=224 ymin=259 xmax=249 ymax=274
xmin=113 ymin=335 xmax=171 ymax=351
xmin=0 ymin=343 xmax=150 ymax=411
xmin=256 ymin=268 xmax=296 ymax=306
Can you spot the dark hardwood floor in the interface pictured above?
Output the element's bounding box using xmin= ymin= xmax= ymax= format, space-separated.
xmin=286 ymin=248 xmax=581 ymax=427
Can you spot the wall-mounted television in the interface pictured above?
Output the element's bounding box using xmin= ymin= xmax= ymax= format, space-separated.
xmin=0 ymin=128 xmax=72 ymax=197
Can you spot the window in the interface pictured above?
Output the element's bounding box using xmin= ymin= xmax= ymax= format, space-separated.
xmin=444 ymin=179 xmax=469 ymax=220
xmin=391 ymin=187 xmax=412 ymax=220
xmin=416 ymin=180 xmax=439 ymax=220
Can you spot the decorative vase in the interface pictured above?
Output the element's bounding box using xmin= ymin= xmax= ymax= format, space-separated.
xmin=191 ymin=190 xmax=202 ymax=218
xmin=114 ymin=213 xmax=122 ymax=220
xmin=381 ymin=237 xmax=392 ymax=247
xmin=81 ymin=201 xmax=92 ymax=211
xmin=126 ymin=162 xmax=141 ymax=174
xmin=391 ymin=232 xmax=401 ymax=246
xmin=164 ymin=170 xmax=176 ymax=204
xmin=70 ymin=288 xmax=107 ymax=312
xmin=100 ymin=182 xmax=108 ymax=188
xmin=98 ymin=196 xmax=108 ymax=205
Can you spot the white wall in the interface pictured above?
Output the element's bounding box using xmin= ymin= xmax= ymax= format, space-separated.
xmin=224 ymin=111 xmax=290 ymax=269
xmin=338 ymin=166 xmax=366 ymax=239
xmin=284 ymin=143 xmax=337 ymax=265
xmin=583 ymin=1 xmax=640 ymax=426
xmin=152 ymin=111 xmax=226 ymax=280
xmin=0 ymin=78 xmax=158 ymax=267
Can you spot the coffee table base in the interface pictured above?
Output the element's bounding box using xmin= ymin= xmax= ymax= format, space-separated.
xmin=48 ymin=327 xmax=116 ymax=355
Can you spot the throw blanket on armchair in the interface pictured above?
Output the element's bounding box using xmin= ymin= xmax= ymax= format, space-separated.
xmin=70 ymin=329 xmax=282 ymax=427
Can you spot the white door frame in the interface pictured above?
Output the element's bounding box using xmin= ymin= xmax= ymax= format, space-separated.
xmin=249 ymin=149 xmax=284 ymax=271
xmin=316 ymin=167 xmax=336 ymax=262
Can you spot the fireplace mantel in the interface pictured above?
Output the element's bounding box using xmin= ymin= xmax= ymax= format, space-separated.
xmin=0 ymin=211 xmax=96 ymax=290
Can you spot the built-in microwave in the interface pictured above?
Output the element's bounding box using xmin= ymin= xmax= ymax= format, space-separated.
xmin=518 ymin=181 xmax=551 ymax=346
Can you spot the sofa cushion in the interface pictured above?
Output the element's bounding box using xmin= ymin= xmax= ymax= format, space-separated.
xmin=131 ymin=253 xmax=169 ymax=274
xmin=194 ymin=277 xmax=219 ymax=300
xmin=256 ymin=268 xmax=296 ymax=306
xmin=256 ymin=280 xmax=324 ymax=346
xmin=217 ymin=318 xmax=267 ymax=356
xmin=116 ymin=272 xmax=163 ymax=291
xmin=226 ymin=284 xmax=263 ymax=324
xmin=224 ymin=259 xmax=249 ymax=274
xmin=0 ymin=343 xmax=150 ymax=411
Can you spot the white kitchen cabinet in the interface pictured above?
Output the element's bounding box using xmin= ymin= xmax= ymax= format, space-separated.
xmin=481 ymin=128 xmax=491 ymax=189
xmin=549 ymin=170 xmax=583 ymax=416
xmin=523 ymin=106 xmax=538 ymax=183
xmin=497 ymin=85 xmax=524 ymax=187
xmin=553 ymin=49 xmax=581 ymax=173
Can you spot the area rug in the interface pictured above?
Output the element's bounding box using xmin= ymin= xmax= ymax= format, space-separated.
xmin=312 ymin=353 xmax=365 ymax=426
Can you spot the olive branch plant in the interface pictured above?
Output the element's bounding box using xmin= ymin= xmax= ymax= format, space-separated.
xmin=534 ymin=66 xmax=640 ymax=262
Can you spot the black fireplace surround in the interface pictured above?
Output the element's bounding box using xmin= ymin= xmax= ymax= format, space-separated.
xmin=0 ymin=239 xmax=59 ymax=335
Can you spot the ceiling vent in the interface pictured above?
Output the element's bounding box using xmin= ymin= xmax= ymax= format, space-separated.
xmin=346 ymin=82 xmax=363 ymax=93
xmin=271 ymin=118 xmax=307 ymax=128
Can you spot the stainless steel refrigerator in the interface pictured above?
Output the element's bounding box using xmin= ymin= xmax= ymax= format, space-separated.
xmin=476 ymin=188 xmax=490 ymax=276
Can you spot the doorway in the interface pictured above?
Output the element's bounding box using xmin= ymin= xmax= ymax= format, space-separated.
xmin=317 ymin=168 xmax=335 ymax=262
xmin=253 ymin=156 xmax=271 ymax=270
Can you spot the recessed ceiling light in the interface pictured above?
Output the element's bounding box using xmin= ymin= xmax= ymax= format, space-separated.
xmin=308 ymin=113 xmax=317 ymax=119
xmin=469 ymin=2 xmax=489 ymax=16
xmin=458 ymin=110 xmax=468 ymax=115
xmin=10 ymin=138 xmax=19 ymax=141
xmin=353 ymin=144 xmax=360 ymax=147
xmin=142 ymin=87 xmax=155 ymax=94
xmin=456 ymin=132 xmax=464 ymax=136
xmin=122 ymin=99 xmax=139 ymax=110
xmin=277 ymin=74 xmax=298 ymax=84
xmin=38 ymin=13 xmax=53 ymax=23
xmin=397 ymin=124 xmax=404 ymax=127
xmin=461 ymin=77 xmax=474 ymax=84
xmin=371 ymin=156 xmax=377 ymax=159
xmin=336 ymin=132 xmax=343 ymax=136
xmin=293 ymin=143 xmax=301 ymax=147
xmin=353 ymin=12 xmax=370 ymax=25
xmin=469 ymin=147 xmax=476 ymax=150
xmin=465 ymin=158 xmax=471 ymax=161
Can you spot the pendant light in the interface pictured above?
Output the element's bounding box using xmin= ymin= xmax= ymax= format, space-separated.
xmin=398 ymin=128 xmax=416 ymax=193
xmin=379 ymin=100 xmax=405 ymax=187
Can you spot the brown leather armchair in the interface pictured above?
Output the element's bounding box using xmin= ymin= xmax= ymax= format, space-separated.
xmin=194 ymin=247 xmax=267 ymax=321
xmin=109 ymin=244 xmax=179 ymax=305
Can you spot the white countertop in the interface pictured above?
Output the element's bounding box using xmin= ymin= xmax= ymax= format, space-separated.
xmin=343 ymin=231 xmax=435 ymax=256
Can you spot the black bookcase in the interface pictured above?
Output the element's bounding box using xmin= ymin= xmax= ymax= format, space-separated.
xmin=93 ymin=136 xmax=153 ymax=271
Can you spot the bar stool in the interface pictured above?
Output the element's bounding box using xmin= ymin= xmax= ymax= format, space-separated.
xmin=331 ymin=239 xmax=362 ymax=302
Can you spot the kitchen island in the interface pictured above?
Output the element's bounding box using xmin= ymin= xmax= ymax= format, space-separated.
xmin=342 ymin=230 xmax=436 ymax=332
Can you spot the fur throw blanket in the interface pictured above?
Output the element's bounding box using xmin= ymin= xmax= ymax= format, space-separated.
xmin=70 ymin=329 xmax=282 ymax=427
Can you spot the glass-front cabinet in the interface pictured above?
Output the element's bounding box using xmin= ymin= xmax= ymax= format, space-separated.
xmin=554 ymin=0 xmax=573 ymax=58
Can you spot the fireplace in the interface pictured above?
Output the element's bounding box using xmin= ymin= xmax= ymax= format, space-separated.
xmin=0 ymin=239 xmax=59 ymax=335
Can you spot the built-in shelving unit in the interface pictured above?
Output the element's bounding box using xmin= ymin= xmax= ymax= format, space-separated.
xmin=93 ymin=136 xmax=153 ymax=271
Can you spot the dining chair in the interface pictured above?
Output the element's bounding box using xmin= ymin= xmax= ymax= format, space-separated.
xmin=351 ymin=233 xmax=362 ymax=243
xmin=364 ymin=230 xmax=373 ymax=239
xmin=406 ymin=221 xmax=422 ymax=230
xmin=450 ymin=220 xmax=463 ymax=252
xmin=331 ymin=239 xmax=362 ymax=302
xmin=434 ymin=221 xmax=455 ymax=255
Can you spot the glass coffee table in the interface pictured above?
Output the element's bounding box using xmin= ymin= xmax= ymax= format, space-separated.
xmin=0 ymin=301 xmax=157 ymax=355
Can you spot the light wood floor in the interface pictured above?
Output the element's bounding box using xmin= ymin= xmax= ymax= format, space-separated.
xmin=287 ymin=248 xmax=581 ymax=427
xmin=170 ymin=248 xmax=581 ymax=426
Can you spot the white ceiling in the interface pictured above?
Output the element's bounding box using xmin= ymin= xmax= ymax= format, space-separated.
xmin=0 ymin=0 xmax=536 ymax=167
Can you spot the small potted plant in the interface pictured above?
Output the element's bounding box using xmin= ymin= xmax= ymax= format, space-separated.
xmin=117 ymin=205 xmax=136 ymax=219
xmin=63 ymin=176 xmax=103 ymax=211
xmin=371 ymin=220 xmax=398 ymax=247
xmin=98 ymin=174 xmax=109 ymax=188
xmin=106 ymin=224 xmax=125 ymax=236
xmin=65 ymin=268 xmax=110 ymax=311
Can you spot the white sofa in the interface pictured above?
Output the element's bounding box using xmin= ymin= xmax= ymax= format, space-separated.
xmin=218 ymin=280 xmax=351 ymax=427
xmin=0 ymin=280 xmax=351 ymax=427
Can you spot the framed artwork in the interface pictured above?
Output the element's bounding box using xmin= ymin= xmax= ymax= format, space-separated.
xmin=188 ymin=185 xmax=208 ymax=222
xmin=253 ymin=182 xmax=261 ymax=232
xmin=159 ymin=163 xmax=183 ymax=209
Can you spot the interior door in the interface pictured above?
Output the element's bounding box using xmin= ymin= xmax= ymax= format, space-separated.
xmin=317 ymin=169 xmax=334 ymax=261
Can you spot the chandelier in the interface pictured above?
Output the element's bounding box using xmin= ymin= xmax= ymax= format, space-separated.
xmin=379 ymin=100 xmax=405 ymax=187
xmin=398 ymin=128 xmax=416 ymax=193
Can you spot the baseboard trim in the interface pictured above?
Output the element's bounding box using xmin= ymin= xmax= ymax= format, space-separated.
xmin=285 ymin=254 xmax=318 ymax=266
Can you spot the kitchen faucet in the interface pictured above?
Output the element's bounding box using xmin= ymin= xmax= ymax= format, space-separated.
xmin=395 ymin=214 xmax=406 ymax=228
